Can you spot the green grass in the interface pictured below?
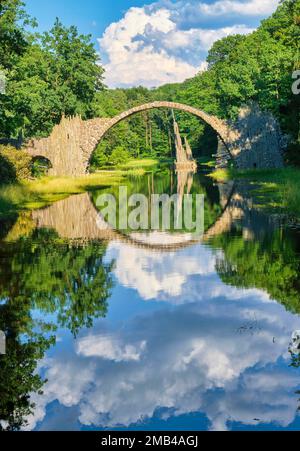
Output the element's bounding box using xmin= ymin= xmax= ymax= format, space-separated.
xmin=0 ymin=172 xmax=127 ymax=216
xmin=3 ymin=162 xmax=300 ymax=222
xmin=92 ymin=158 xmax=160 ymax=172
xmin=208 ymin=168 xmax=231 ymax=181
xmin=0 ymin=159 xmax=162 ymax=217
xmin=246 ymin=168 xmax=300 ymax=218
xmin=118 ymin=158 xmax=159 ymax=169
xmin=197 ymin=156 xmax=216 ymax=168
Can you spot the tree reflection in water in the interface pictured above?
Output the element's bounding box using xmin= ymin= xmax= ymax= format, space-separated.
xmin=212 ymin=229 xmax=300 ymax=315
xmin=0 ymin=229 xmax=113 ymax=430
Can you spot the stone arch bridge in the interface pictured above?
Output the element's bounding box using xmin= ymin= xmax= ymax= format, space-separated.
xmin=26 ymin=101 xmax=242 ymax=176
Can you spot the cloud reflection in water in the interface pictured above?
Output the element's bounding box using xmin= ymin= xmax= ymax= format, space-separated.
xmin=25 ymin=241 xmax=300 ymax=431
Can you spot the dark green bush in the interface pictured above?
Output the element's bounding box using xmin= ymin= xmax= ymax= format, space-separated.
xmin=285 ymin=142 xmax=300 ymax=167
xmin=0 ymin=145 xmax=32 ymax=184
xmin=90 ymin=145 xmax=109 ymax=170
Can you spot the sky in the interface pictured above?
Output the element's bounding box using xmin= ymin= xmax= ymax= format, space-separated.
xmin=24 ymin=0 xmax=281 ymax=88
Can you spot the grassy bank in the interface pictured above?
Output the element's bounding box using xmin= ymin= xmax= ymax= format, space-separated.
xmin=0 ymin=158 xmax=163 ymax=216
xmin=0 ymin=172 xmax=128 ymax=216
xmin=0 ymin=159 xmax=164 ymax=215
xmin=209 ymin=167 xmax=300 ymax=219
xmin=92 ymin=158 xmax=160 ymax=172
xmin=118 ymin=158 xmax=159 ymax=170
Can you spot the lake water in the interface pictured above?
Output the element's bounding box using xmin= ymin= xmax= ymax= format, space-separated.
xmin=1 ymin=166 xmax=300 ymax=431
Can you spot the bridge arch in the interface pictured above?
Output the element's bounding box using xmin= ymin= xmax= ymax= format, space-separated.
xmin=99 ymin=102 xmax=231 ymax=144
xmin=31 ymin=155 xmax=52 ymax=176
xmin=26 ymin=102 xmax=240 ymax=177
xmin=84 ymin=101 xmax=237 ymax=170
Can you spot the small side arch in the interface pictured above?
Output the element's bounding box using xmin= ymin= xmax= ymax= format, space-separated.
xmin=31 ymin=155 xmax=53 ymax=177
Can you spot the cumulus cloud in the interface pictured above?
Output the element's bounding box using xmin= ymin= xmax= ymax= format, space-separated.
xmin=77 ymin=334 xmax=146 ymax=362
xmin=98 ymin=0 xmax=279 ymax=87
xmin=98 ymin=6 xmax=200 ymax=88
xmin=149 ymin=0 xmax=280 ymax=27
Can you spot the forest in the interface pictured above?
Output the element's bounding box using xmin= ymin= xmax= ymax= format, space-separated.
xmin=0 ymin=0 xmax=299 ymax=171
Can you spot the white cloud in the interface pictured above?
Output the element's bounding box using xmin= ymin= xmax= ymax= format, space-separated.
xmin=98 ymin=0 xmax=279 ymax=87
xmin=196 ymin=0 xmax=279 ymax=17
xmin=148 ymin=0 xmax=279 ymax=25
xmin=99 ymin=7 xmax=198 ymax=87
xmin=77 ymin=334 xmax=146 ymax=362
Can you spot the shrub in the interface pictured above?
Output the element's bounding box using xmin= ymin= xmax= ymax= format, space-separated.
xmin=285 ymin=142 xmax=300 ymax=167
xmin=90 ymin=145 xmax=109 ymax=170
xmin=109 ymin=146 xmax=130 ymax=167
xmin=0 ymin=145 xmax=32 ymax=184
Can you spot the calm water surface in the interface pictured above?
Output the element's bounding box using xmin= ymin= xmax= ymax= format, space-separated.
xmin=1 ymin=167 xmax=300 ymax=431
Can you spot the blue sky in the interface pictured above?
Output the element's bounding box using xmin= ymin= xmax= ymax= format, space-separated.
xmin=25 ymin=0 xmax=153 ymax=42
xmin=25 ymin=0 xmax=280 ymax=88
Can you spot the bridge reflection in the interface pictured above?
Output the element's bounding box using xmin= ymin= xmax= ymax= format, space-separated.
xmin=29 ymin=172 xmax=248 ymax=252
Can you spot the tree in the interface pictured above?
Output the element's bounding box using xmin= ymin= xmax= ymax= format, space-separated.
xmin=207 ymin=34 xmax=247 ymax=68
xmin=0 ymin=302 xmax=54 ymax=431
xmin=109 ymin=146 xmax=131 ymax=166
xmin=0 ymin=0 xmax=32 ymax=69
xmin=40 ymin=19 xmax=105 ymax=118
xmin=0 ymin=13 xmax=105 ymax=139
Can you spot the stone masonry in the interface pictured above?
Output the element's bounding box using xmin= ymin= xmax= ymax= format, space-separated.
xmin=25 ymin=101 xmax=284 ymax=176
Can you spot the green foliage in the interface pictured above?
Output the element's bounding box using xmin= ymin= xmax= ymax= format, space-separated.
xmin=207 ymin=34 xmax=248 ymax=68
xmin=31 ymin=157 xmax=52 ymax=178
xmin=91 ymin=86 xmax=176 ymax=165
xmin=91 ymin=146 xmax=109 ymax=169
xmin=0 ymin=145 xmax=31 ymax=183
xmin=92 ymin=168 xmax=223 ymax=233
xmin=0 ymin=0 xmax=33 ymax=69
xmin=203 ymin=0 xmax=300 ymax=158
xmin=0 ymin=11 xmax=105 ymax=139
xmin=91 ymin=1 xmax=300 ymax=167
xmin=0 ymin=172 xmax=126 ymax=216
xmin=0 ymin=312 xmax=54 ymax=431
xmin=210 ymin=166 xmax=300 ymax=220
xmin=109 ymin=146 xmax=131 ymax=166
